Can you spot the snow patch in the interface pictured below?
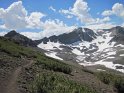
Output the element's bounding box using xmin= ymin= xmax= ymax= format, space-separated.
xmin=45 ymin=52 xmax=63 ymax=60
xmin=76 ymin=56 xmax=86 ymax=61
xmin=38 ymin=41 xmax=63 ymax=50
xmin=107 ymin=56 xmax=115 ymax=59
xmin=97 ymin=69 xmax=106 ymax=71
xmin=72 ymin=48 xmax=84 ymax=55
xmin=115 ymin=44 xmax=124 ymax=47
xmin=79 ymin=59 xmax=124 ymax=73
xmin=120 ymin=54 xmax=124 ymax=56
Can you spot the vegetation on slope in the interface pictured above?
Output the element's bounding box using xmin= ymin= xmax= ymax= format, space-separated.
xmin=30 ymin=72 xmax=96 ymax=93
xmin=36 ymin=54 xmax=72 ymax=74
xmin=0 ymin=36 xmax=72 ymax=74
xmin=96 ymin=72 xmax=124 ymax=93
xmin=1 ymin=36 xmax=124 ymax=93
xmin=0 ymin=37 xmax=97 ymax=93
xmin=0 ymin=37 xmax=36 ymax=58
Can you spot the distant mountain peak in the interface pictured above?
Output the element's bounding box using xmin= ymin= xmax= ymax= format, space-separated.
xmin=4 ymin=30 xmax=18 ymax=37
xmin=4 ymin=30 xmax=37 ymax=47
xmin=35 ymin=27 xmax=97 ymax=45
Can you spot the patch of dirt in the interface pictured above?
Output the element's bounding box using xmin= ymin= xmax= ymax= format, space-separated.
xmin=0 ymin=53 xmax=34 ymax=93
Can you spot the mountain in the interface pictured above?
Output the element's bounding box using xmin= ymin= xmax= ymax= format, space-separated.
xmin=110 ymin=26 xmax=124 ymax=44
xmin=35 ymin=27 xmax=97 ymax=45
xmin=37 ymin=26 xmax=124 ymax=74
xmin=1 ymin=36 xmax=121 ymax=93
xmin=4 ymin=30 xmax=37 ymax=47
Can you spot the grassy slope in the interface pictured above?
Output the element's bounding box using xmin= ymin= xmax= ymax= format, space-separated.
xmin=0 ymin=37 xmax=96 ymax=93
xmin=95 ymin=72 xmax=124 ymax=93
xmin=0 ymin=36 xmax=123 ymax=93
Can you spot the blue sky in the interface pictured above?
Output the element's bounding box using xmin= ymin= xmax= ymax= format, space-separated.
xmin=0 ymin=0 xmax=123 ymax=25
xmin=0 ymin=0 xmax=124 ymax=39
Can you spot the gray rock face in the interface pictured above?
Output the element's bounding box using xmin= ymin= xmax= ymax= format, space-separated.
xmin=109 ymin=26 xmax=124 ymax=44
xmin=35 ymin=27 xmax=97 ymax=45
xmin=110 ymin=26 xmax=124 ymax=36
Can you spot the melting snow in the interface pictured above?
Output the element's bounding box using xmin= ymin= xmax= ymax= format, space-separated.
xmin=97 ymin=69 xmax=106 ymax=71
xmin=106 ymin=51 xmax=116 ymax=55
xmin=115 ymin=44 xmax=124 ymax=47
xmin=91 ymin=32 xmax=115 ymax=52
xmin=107 ymin=56 xmax=115 ymax=59
xmin=38 ymin=41 xmax=63 ymax=50
xmin=45 ymin=52 xmax=63 ymax=60
xmin=120 ymin=54 xmax=124 ymax=56
xmin=72 ymin=49 xmax=84 ymax=55
xmin=76 ymin=56 xmax=86 ymax=61
xmin=71 ymin=32 xmax=116 ymax=52
xmin=79 ymin=60 xmax=124 ymax=73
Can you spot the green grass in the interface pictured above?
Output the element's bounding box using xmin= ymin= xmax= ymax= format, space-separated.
xmin=95 ymin=72 xmax=124 ymax=93
xmin=0 ymin=37 xmax=37 ymax=58
xmin=0 ymin=37 xmax=72 ymax=74
xmin=29 ymin=72 xmax=96 ymax=93
xmin=36 ymin=54 xmax=72 ymax=74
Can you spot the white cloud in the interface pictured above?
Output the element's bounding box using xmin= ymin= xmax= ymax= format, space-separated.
xmin=93 ymin=17 xmax=111 ymax=24
xmin=0 ymin=31 xmax=7 ymax=36
xmin=26 ymin=12 xmax=45 ymax=29
xmin=59 ymin=0 xmax=94 ymax=24
xmin=0 ymin=1 xmax=116 ymax=40
xmin=0 ymin=1 xmax=27 ymax=29
xmin=84 ymin=23 xmax=116 ymax=30
xmin=0 ymin=1 xmax=45 ymax=30
xmin=20 ymin=18 xmax=76 ymax=40
xmin=21 ymin=18 xmax=76 ymax=40
xmin=21 ymin=19 xmax=76 ymax=40
xmin=0 ymin=24 xmax=7 ymax=29
xmin=102 ymin=3 xmax=124 ymax=19
xmin=59 ymin=0 xmax=110 ymax=25
xmin=0 ymin=1 xmax=75 ymax=40
xmin=66 ymin=15 xmax=73 ymax=19
xmin=102 ymin=10 xmax=113 ymax=16
xmin=122 ymin=23 xmax=124 ymax=27
xmin=49 ymin=6 xmax=56 ymax=12
xmin=20 ymin=32 xmax=42 ymax=40
xmin=21 ymin=21 xmax=116 ymax=39
xmin=41 ymin=19 xmax=76 ymax=37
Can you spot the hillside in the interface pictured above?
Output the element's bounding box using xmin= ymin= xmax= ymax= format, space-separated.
xmin=0 ymin=36 xmax=124 ymax=93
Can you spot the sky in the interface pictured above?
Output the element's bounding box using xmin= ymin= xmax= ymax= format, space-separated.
xmin=0 ymin=0 xmax=124 ymax=40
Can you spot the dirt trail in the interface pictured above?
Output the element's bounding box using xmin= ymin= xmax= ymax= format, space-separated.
xmin=5 ymin=60 xmax=34 ymax=93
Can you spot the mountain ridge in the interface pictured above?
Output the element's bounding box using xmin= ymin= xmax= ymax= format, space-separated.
xmin=4 ymin=30 xmax=37 ymax=47
xmin=35 ymin=27 xmax=97 ymax=45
